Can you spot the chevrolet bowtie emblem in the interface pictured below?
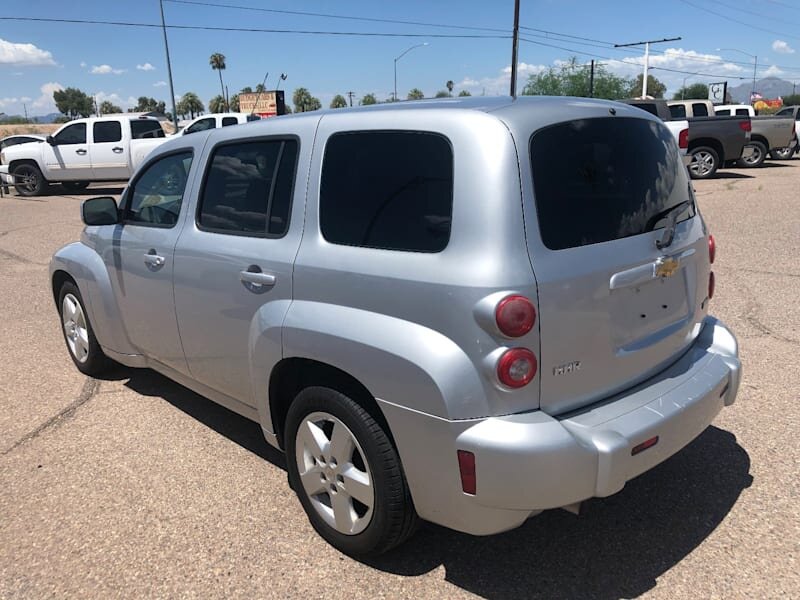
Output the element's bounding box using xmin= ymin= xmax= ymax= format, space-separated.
xmin=655 ymin=256 xmax=680 ymax=278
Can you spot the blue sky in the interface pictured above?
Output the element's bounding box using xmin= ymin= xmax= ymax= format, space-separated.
xmin=2 ymin=0 xmax=800 ymax=116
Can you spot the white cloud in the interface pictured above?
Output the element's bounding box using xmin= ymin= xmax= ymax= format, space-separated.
xmin=137 ymin=62 xmax=156 ymax=71
xmin=459 ymin=62 xmax=549 ymax=95
xmin=772 ymin=40 xmax=794 ymax=54
xmin=153 ymin=80 xmax=167 ymax=87
xmin=32 ymin=82 xmax=64 ymax=113
xmin=0 ymin=38 xmax=56 ymax=66
xmin=91 ymin=64 xmax=125 ymax=75
xmin=80 ymin=61 xmax=87 ymax=68
xmin=763 ymin=64 xmax=784 ymax=77
xmin=93 ymin=91 xmax=138 ymax=111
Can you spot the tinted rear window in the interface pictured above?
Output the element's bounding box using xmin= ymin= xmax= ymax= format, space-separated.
xmin=692 ymin=103 xmax=709 ymax=117
xmin=530 ymin=117 xmax=693 ymax=250
xmin=94 ymin=121 xmax=122 ymax=143
xmin=669 ymin=104 xmax=686 ymax=119
xmin=131 ymin=120 xmax=165 ymax=139
xmin=320 ymin=131 xmax=453 ymax=253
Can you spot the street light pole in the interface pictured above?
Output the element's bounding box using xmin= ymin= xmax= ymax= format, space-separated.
xmin=681 ymin=72 xmax=702 ymax=99
xmin=159 ymin=0 xmax=179 ymax=130
xmin=615 ymin=36 xmax=682 ymax=97
xmin=394 ymin=43 xmax=428 ymax=102
xmin=717 ymin=48 xmax=758 ymax=101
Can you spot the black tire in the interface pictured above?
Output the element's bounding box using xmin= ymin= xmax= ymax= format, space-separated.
xmin=62 ymin=181 xmax=90 ymax=192
xmin=688 ymin=146 xmax=719 ymax=179
xmin=737 ymin=141 xmax=767 ymax=168
xmin=285 ymin=387 xmax=418 ymax=556
xmin=770 ymin=146 xmax=795 ymax=160
xmin=57 ymin=281 xmax=114 ymax=376
xmin=12 ymin=163 xmax=46 ymax=196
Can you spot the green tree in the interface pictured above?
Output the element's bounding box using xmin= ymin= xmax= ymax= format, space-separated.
xmin=458 ymin=90 xmax=472 ymax=97
xmin=129 ymin=96 xmax=166 ymax=113
xmin=255 ymin=83 xmax=266 ymax=93
xmin=446 ymin=80 xmax=454 ymax=96
xmin=53 ymin=87 xmax=94 ymax=119
xmin=627 ymin=73 xmax=667 ymax=99
xmin=522 ymin=57 xmax=631 ymax=100
xmin=177 ymin=92 xmax=204 ymax=119
xmin=292 ymin=87 xmax=321 ymax=112
xmin=98 ymin=100 xmax=122 ymax=115
xmin=434 ymin=90 xmax=449 ymax=98
xmin=360 ymin=93 xmax=377 ymax=105
xmin=330 ymin=94 xmax=348 ymax=109
xmin=229 ymin=94 xmax=240 ymax=112
xmin=209 ymin=95 xmax=226 ymax=113
xmin=240 ymin=86 xmax=253 ymax=94
xmin=407 ymin=88 xmax=425 ymax=100
xmin=672 ymin=83 xmax=709 ymax=100
xmin=209 ymin=52 xmax=228 ymax=111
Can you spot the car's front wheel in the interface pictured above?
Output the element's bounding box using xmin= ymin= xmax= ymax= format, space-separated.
xmin=688 ymin=146 xmax=719 ymax=179
xmin=58 ymin=282 xmax=114 ymax=375
xmin=13 ymin=163 xmax=46 ymax=196
xmin=285 ymin=387 xmax=418 ymax=556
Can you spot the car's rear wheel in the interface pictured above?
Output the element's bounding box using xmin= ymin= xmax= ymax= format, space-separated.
xmin=770 ymin=146 xmax=795 ymax=160
xmin=688 ymin=146 xmax=719 ymax=179
xmin=738 ymin=141 xmax=767 ymax=167
xmin=62 ymin=181 xmax=90 ymax=192
xmin=58 ymin=281 xmax=114 ymax=375
xmin=12 ymin=163 xmax=46 ymax=196
xmin=285 ymin=386 xmax=418 ymax=556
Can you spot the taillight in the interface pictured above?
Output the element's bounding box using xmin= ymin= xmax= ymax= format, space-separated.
xmin=708 ymin=271 xmax=715 ymax=300
xmin=495 ymin=295 xmax=536 ymax=337
xmin=497 ymin=348 xmax=537 ymax=388
xmin=457 ymin=450 xmax=476 ymax=495
xmin=678 ymin=128 xmax=689 ymax=149
xmin=739 ymin=120 xmax=751 ymax=132
xmin=708 ymin=234 xmax=716 ymax=264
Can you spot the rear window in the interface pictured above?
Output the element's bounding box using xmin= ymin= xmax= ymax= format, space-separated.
xmin=320 ymin=131 xmax=453 ymax=253
xmin=221 ymin=117 xmax=239 ymax=127
xmin=131 ymin=120 xmax=165 ymax=139
xmin=692 ymin=103 xmax=709 ymax=117
xmin=669 ymin=104 xmax=687 ymax=119
xmin=716 ymin=109 xmax=730 ymax=116
xmin=735 ymin=108 xmax=749 ymax=116
xmin=530 ymin=117 xmax=694 ymax=250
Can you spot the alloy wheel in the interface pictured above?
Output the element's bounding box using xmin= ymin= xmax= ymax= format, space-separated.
xmin=62 ymin=293 xmax=89 ymax=363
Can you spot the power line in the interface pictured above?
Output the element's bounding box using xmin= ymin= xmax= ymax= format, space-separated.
xmin=676 ymin=0 xmax=800 ymax=42
xmin=0 ymin=15 xmax=508 ymax=38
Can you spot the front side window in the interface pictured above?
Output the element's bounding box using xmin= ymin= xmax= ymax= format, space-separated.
xmin=93 ymin=121 xmax=122 ymax=143
xmin=530 ymin=117 xmax=693 ymax=250
xmin=185 ymin=118 xmax=215 ymax=134
xmin=198 ymin=139 xmax=298 ymax=236
xmin=320 ymin=131 xmax=454 ymax=253
xmin=125 ymin=151 xmax=193 ymax=227
xmin=54 ymin=123 xmax=86 ymax=145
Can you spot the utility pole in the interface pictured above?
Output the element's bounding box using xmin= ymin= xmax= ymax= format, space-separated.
xmin=615 ymin=36 xmax=681 ymax=97
xmin=159 ymin=0 xmax=179 ymax=130
xmin=347 ymin=91 xmax=355 ymax=107
xmin=589 ymin=60 xmax=595 ymax=98
xmin=510 ymin=0 xmax=520 ymax=97
xmin=23 ymin=103 xmax=28 ymax=123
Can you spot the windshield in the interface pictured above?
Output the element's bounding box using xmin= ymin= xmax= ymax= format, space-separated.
xmin=529 ymin=117 xmax=694 ymax=250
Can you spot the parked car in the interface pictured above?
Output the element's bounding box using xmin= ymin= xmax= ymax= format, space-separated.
xmin=0 ymin=134 xmax=45 ymax=191
xmin=616 ymin=99 xmax=690 ymax=163
xmin=669 ymin=100 xmax=794 ymax=168
xmin=50 ymin=97 xmax=741 ymax=556
xmin=0 ymin=116 xmax=168 ymax=196
xmin=176 ymin=112 xmax=261 ymax=135
xmin=771 ymin=105 xmax=800 ymax=158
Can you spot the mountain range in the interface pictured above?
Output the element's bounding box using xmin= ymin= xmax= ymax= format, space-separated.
xmin=727 ymin=77 xmax=799 ymax=103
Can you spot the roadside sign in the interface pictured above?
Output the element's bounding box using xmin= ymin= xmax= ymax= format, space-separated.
xmin=708 ymin=82 xmax=727 ymax=105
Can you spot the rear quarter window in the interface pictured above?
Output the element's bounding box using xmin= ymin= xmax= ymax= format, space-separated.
xmin=529 ymin=117 xmax=694 ymax=250
xmin=669 ymin=104 xmax=687 ymax=119
xmin=320 ymin=131 xmax=453 ymax=253
xmin=131 ymin=120 xmax=166 ymax=139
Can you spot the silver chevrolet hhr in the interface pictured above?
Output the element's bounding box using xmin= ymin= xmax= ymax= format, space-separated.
xmin=51 ymin=97 xmax=741 ymax=556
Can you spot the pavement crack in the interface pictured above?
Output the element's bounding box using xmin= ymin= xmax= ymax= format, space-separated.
xmin=2 ymin=378 xmax=100 ymax=455
xmin=0 ymin=247 xmax=48 ymax=266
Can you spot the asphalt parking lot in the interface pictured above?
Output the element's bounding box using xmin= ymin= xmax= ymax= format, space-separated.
xmin=1 ymin=162 xmax=798 ymax=599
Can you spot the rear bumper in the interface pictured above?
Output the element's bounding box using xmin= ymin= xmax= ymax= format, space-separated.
xmin=379 ymin=316 xmax=740 ymax=535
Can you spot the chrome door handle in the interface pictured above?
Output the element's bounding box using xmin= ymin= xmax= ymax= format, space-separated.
xmin=112 ymin=147 xmax=124 ymax=153
xmin=240 ymin=270 xmax=276 ymax=287
xmin=144 ymin=253 xmax=165 ymax=267
xmin=76 ymin=149 xmax=87 ymax=155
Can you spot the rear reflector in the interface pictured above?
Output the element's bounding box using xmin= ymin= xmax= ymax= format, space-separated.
xmin=739 ymin=120 xmax=752 ymax=132
xmin=708 ymin=271 xmax=715 ymax=300
xmin=497 ymin=348 xmax=538 ymax=388
xmin=678 ymin=128 xmax=689 ymax=149
xmin=708 ymin=234 xmax=716 ymax=264
xmin=631 ymin=436 xmax=659 ymax=456
xmin=457 ymin=450 xmax=476 ymax=495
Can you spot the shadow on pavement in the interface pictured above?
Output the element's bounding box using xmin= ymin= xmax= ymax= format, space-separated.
xmin=101 ymin=368 xmax=751 ymax=600
xmin=711 ymin=172 xmax=754 ymax=179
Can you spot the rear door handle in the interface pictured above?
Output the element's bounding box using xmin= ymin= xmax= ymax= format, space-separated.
xmin=75 ymin=149 xmax=87 ymax=155
xmin=240 ymin=270 xmax=276 ymax=287
xmin=112 ymin=147 xmax=124 ymax=153
xmin=144 ymin=252 xmax=165 ymax=268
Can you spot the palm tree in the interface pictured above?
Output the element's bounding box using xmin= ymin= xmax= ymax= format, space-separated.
xmin=209 ymin=53 xmax=227 ymax=110
xmin=446 ymin=80 xmax=454 ymax=97
xmin=330 ymin=94 xmax=347 ymax=109
xmin=407 ymin=88 xmax=425 ymax=100
xmin=179 ymin=92 xmax=205 ymax=119
xmin=209 ymin=95 xmax=226 ymax=113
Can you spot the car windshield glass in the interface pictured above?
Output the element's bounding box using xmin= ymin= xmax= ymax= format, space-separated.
xmin=529 ymin=117 xmax=694 ymax=250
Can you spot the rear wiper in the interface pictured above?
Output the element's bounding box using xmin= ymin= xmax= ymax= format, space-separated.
xmin=646 ymin=200 xmax=691 ymax=250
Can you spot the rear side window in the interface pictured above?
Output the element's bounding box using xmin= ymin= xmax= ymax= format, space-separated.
xmin=131 ymin=120 xmax=165 ymax=139
xmin=93 ymin=121 xmax=122 ymax=143
xmin=735 ymin=108 xmax=750 ymax=116
xmin=669 ymin=104 xmax=687 ymax=119
xmin=198 ymin=139 xmax=298 ymax=236
xmin=692 ymin=103 xmax=709 ymax=117
xmin=530 ymin=117 xmax=694 ymax=250
xmin=631 ymin=103 xmax=658 ymax=117
xmin=221 ymin=117 xmax=238 ymax=127
xmin=320 ymin=131 xmax=453 ymax=253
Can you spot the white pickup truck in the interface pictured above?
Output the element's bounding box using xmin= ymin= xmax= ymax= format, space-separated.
xmin=176 ymin=112 xmax=260 ymax=136
xmin=0 ymin=116 xmax=168 ymax=196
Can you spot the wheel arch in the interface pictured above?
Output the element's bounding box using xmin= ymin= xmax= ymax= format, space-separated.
xmin=689 ymin=138 xmax=724 ymax=162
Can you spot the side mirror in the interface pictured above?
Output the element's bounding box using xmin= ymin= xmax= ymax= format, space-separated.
xmin=81 ymin=196 xmax=120 ymax=226
xmin=46 ymin=135 xmax=56 ymax=145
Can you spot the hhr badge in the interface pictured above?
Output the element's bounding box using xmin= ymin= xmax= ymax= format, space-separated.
xmin=655 ymin=256 xmax=680 ymax=278
xmin=554 ymin=361 xmax=581 ymax=376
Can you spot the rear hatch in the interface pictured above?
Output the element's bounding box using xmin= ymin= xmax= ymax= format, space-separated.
xmin=525 ymin=116 xmax=709 ymax=416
